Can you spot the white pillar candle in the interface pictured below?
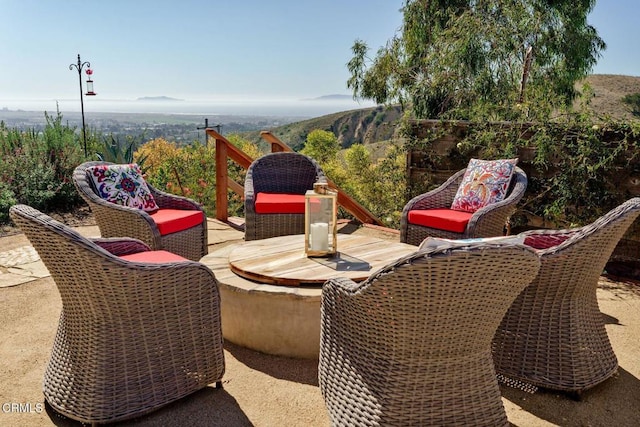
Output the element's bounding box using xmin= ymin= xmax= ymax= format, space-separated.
xmin=310 ymin=222 xmax=329 ymax=251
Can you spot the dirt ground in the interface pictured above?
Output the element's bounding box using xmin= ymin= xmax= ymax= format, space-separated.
xmin=1 ymin=221 xmax=640 ymax=426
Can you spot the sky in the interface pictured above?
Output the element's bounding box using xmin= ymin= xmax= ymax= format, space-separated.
xmin=0 ymin=0 xmax=638 ymax=106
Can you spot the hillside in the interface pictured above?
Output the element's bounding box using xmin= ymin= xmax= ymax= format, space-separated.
xmin=579 ymin=74 xmax=640 ymax=120
xmin=245 ymin=74 xmax=640 ymax=150
xmin=243 ymin=104 xmax=404 ymax=151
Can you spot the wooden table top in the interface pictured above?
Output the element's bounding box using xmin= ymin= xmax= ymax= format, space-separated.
xmin=228 ymin=234 xmax=417 ymax=286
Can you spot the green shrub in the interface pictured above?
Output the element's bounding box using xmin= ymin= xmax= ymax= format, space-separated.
xmin=97 ymin=134 xmax=147 ymax=166
xmin=315 ymin=138 xmax=406 ymax=228
xmin=0 ymin=181 xmax=16 ymax=224
xmin=137 ymin=135 xmax=263 ymax=218
xmin=0 ymin=111 xmax=86 ymax=223
xmin=622 ymin=93 xmax=640 ymax=117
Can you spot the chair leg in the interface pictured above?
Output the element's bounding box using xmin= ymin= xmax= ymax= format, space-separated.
xmin=215 ymin=380 xmax=223 ymax=389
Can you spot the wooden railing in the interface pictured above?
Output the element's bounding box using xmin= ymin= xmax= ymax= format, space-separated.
xmin=206 ymin=128 xmax=384 ymax=226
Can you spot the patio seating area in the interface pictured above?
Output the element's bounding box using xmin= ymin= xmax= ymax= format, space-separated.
xmin=1 ymin=216 xmax=640 ymax=426
xmin=3 ymin=147 xmax=640 ymax=425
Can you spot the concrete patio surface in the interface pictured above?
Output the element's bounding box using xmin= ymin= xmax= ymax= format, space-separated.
xmin=1 ymin=219 xmax=640 ymax=426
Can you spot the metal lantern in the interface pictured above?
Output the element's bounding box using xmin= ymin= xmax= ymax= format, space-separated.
xmin=304 ymin=179 xmax=338 ymax=257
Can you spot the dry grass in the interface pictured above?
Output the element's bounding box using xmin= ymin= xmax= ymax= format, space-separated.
xmin=579 ymin=74 xmax=640 ymax=120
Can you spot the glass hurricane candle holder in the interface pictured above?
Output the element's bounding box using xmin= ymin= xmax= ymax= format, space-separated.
xmin=304 ymin=183 xmax=337 ymax=257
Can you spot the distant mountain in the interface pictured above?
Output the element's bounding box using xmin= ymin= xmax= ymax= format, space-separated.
xmin=307 ymin=94 xmax=354 ymax=101
xmin=136 ymin=96 xmax=183 ymax=101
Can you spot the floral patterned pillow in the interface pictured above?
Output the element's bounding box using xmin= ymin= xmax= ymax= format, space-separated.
xmin=450 ymin=158 xmax=518 ymax=213
xmin=87 ymin=163 xmax=159 ymax=212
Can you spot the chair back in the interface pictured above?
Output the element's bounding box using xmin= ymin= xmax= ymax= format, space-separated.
xmin=247 ymin=152 xmax=324 ymax=195
xmin=423 ymin=165 xmax=527 ymax=207
xmin=527 ymin=197 xmax=640 ymax=270
xmin=319 ymin=242 xmax=540 ymax=426
xmin=352 ymin=243 xmax=539 ymax=355
xmin=504 ymin=166 xmax=527 ymax=203
xmin=9 ymin=204 xmax=114 ymax=285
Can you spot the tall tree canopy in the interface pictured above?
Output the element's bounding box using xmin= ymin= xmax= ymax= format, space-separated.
xmin=348 ymin=0 xmax=605 ymax=120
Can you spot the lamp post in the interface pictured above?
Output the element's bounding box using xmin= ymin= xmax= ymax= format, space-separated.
xmin=69 ymin=54 xmax=96 ymax=157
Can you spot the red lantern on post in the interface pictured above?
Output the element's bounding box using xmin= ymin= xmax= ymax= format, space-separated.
xmin=85 ymin=69 xmax=96 ymax=96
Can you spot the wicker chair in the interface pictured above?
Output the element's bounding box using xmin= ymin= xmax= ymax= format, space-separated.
xmin=244 ymin=152 xmax=325 ymax=240
xmin=400 ymin=166 xmax=527 ymax=245
xmin=492 ymin=197 xmax=640 ymax=395
xmin=319 ymin=242 xmax=540 ymax=426
xmin=9 ymin=204 xmax=225 ymax=424
xmin=73 ymin=161 xmax=207 ymax=261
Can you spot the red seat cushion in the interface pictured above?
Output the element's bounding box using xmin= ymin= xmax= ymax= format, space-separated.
xmin=149 ymin=209 xmax=204 ymax=235
xmin=119 ymin=250 xmax=189 ymax=263
xmin=407 ymin=209 xmax=473 ymax=233
xmin=255 ymin=192 xmax=306 ymax=214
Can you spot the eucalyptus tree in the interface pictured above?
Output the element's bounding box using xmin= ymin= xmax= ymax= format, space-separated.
xmin=348 ymin=0 xmax=605 ymax=120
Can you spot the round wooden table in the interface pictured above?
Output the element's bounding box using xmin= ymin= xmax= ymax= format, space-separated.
xmin=229 ymin=233 xmax=415 ymax=286
xmin=200 ymin=233 xmax=417 ymax=358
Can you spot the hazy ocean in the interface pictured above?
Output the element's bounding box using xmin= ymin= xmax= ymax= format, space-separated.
xmin=1 ymin=96 xmax=378 ymax=118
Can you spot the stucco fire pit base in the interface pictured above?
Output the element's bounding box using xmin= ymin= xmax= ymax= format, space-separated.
xmin=200 ymin=245 xmax=322 ymax=359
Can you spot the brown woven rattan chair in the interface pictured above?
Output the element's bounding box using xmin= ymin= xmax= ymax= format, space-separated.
xmin=400 ymin=166 xmax=527 ymax=245
xmin=244 ymin=152 xmax=325 ymax=240
xmin=9 ymin=204 xmax=225 ymax=424
xmin=73 ymin=161 xmax=207 ymax=261
xmin=319 ymin=241 xmax=540 ymax=426
xmin=492 ymin=197 xmax=640 ymax=395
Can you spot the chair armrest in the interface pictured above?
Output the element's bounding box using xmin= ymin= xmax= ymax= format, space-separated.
xmin=91 ymin=237 xmax=151 ymax=256
xmin=464 ymin=167 xmax=528 ymax=236
xmin=86 ymin=203 xmax=161 ymax=248
xmin=402 ymin=172 xmax=464 ymax=213
xmin=323 ymin=277 xmax=361 ymax=295
xmin=149 ymin=184 xmax=205 ymax=212
xmin=244 ymin=171 xmax=257 ymax=215
xmin=466 ymin=200 xmax=519 ymax=236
